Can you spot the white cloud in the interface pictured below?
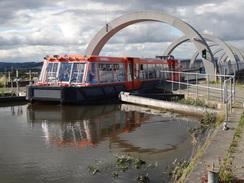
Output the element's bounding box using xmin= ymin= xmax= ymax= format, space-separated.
xmin=0 ymin=0 xmax=244 ymax=62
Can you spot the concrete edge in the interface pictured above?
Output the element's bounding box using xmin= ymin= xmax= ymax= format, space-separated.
xmin=119 ymin=92 xmax=221 ymax=116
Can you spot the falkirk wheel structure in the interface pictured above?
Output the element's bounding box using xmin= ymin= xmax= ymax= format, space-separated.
xmin=163 ymin=33 xmax=244 ymax=73
xmin=85 ymin=10 xmax=244 ymax=79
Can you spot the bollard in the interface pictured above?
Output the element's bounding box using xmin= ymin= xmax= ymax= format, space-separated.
xmin=207 ymin=164 xmax=220 ymax=183
xmin=223 ymin=122 xmax=229 ymax=130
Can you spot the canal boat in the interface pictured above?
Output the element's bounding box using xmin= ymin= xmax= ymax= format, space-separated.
xmin=26 ymin=55 xmax=181 ymax=104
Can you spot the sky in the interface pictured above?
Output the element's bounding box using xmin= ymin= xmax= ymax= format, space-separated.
xmin=0 ymin=0 xmax=244 ymax=63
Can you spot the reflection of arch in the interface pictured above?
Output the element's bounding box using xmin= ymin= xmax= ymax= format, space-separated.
xmin=165 ymin=34 xmax=242 ymax=72
xmin=85 ymin=10 xmax=215 ymax=78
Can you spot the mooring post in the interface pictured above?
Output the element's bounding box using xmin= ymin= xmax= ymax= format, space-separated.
xmin=207 ymin=163 xmax=219 ymax=183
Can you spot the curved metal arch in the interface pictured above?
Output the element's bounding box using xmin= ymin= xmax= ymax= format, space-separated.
xmin=202 ymin=34 xmax=239 ymax=71
xmin=214 ymin=47 xmax=226 ymax=63
xmin=85 ymin=10 xmax=215 ymax=77
xmin=162 ymin=35 xmax=216 ymax=75
xmin=214 ymin=45 xmax=243 ymax=64
xmin=228 ymin=45 xmax=244 ymax=61
xmin=164 ymin=33 xmax=240 ymax=71
xmin=163 ymin=35 xmax=189 ymax=56
xmin=189 ymin=42 xmax=218 ymax=68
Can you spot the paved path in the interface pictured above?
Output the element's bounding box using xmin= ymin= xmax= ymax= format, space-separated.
xmin=163 ymin=82 xmax=244 ymax=182
xmin=185 ymin=108 xmax=243 ymax=182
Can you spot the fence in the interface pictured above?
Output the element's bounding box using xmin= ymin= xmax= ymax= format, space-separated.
xmin=160 ymin=70 xmax=235 ymax=121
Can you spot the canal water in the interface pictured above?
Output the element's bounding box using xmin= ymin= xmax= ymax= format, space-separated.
xmin=0 ymin=102 xmax=201 ymax=183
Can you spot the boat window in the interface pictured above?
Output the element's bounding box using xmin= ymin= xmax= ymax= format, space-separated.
xmin=140 ymin=64 xmax=148 ymax=80
xmin=161 ymin=62 xmax=170 ymax=79
xmin=113 ymin=63 xmax=125 ymax=82
xmin=155 ymin=64 xmax=161 ymax=78
xmin=58 ymin=63 xmax=72 ymax=82
xmin=127 ymin=63 xmax=132 ymax=81
xmin=99 ymin=63 xmax=113 ymax=83
xmin=71 ymin=63 xmax=85 ymax=84
xmin=45 ymin=62 xmax=59 ymax=84
xmin=86 ymin=63 xmax=98 ymax=84
xmin=148 ymin=64 xmax=156 ymax=79
xmin=134 ymin=63 xmax=139 ymax=79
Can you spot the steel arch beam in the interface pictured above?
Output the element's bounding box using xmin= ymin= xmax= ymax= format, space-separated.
xmin=189 ymin=42 xmax=218 ymax=68
xmin=202 ymin=34 xmax=239 ymax=71
xmin=85 ymin=10 xmax=216 ymax=78
xmin=162 ymin=35 xmax=216 ymax=75
xmin=164 ymin=33 xmax=241 ymax=71
xmin=213 ymin=45 xmax=243 ymax=65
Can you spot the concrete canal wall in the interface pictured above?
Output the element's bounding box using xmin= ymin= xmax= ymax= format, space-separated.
xmin=119 ymin=92 xmax=221 ymax=116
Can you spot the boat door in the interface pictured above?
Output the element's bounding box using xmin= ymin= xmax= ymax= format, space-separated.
xmin=126 ymin=58 xmax=140 ymax=90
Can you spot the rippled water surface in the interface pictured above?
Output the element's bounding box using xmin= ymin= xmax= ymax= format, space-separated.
xmin=0 ymin=102 xmax=199 ymax=183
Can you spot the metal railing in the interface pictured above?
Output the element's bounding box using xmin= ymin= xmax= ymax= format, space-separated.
xmin=160 ymin=70 xmax=236 ymax=120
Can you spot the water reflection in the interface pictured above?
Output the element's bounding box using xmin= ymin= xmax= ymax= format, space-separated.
xmin=0 ymin=102 xmax=199 ymax=183
xmin=27 ymin=103 xmax=197 ymax=154
xmin=0 ymin=101 xmax=26 ymax=116
xmin=27 ymin=104 xmax=152 ymax=149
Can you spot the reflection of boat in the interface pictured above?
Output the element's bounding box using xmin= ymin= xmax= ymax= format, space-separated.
xmin=27 ymin=103 xmax=121 ymax=121
xmin=27 ymin=104 xmax=151 ymax=149
xmin=27 ymin=104 xmax=196 ymax=156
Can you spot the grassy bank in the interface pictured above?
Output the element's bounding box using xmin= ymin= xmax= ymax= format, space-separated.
xmin=218 ymin=113 xmax=244 ymax=182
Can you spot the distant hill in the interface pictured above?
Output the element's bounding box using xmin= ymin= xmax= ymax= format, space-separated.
xmin=0 ymin=62 xmax=43 ymax=72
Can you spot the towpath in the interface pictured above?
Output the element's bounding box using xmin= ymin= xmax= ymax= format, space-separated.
xmin=166 ymin=82 xmax=244 ymax=182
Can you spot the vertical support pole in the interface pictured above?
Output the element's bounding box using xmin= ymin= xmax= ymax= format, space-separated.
xmin=179 ymin=71 xmax=181 ymax=94
xmin=207 ymin=168 xmax=220 ymax=183
xmin=230 ymin=79 xmax=233 ymax=114
xmin=207 ymin=74 xmax=210 ymax=100
xmin=17 ymin=79 xmax=19 ymax=97
xmin=233 ymin=70 xmax=236 ymax=103
xmin=171 ymin=70 xmax=173 ymax=92
xmin=16 ymin=70 xmax=19 ymax=97
xmin=16 ymin=69 xmax=19 ymax=96
xmin=224 ymin=81 xmax=228 ymax=121
xmin=8 ymin=71 xmax=10 ymax=82
xmin=29 ymin=70 xmax=32 ymax=85
xmin=225 ymin=103 xmax=228 ymax=122
xmin=10 ymin=79 xmax=13 ymax=93
xmin=196 ymin=73 xmax=198 ymax=98
xmin=187 ymin=72 xmax=189 ymax=95
xmin=220 ymin=75 xmax=223 ymax=103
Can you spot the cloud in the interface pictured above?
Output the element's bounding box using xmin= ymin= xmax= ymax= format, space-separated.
xmin=0 ymin=0 xmax=244 ymax=62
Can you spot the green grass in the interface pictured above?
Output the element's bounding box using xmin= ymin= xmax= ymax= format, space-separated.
xmin=219 ymin=113 xmax=244 ymax=182
xmin=171 ymin=96 xmax=208 ymax=108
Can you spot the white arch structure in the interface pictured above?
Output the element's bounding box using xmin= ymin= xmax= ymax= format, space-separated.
xmin=190 ymin=44 xmax=243 ymax=67
xmin=85 ymin=10 xmax=216 ymax=78
xmin=164 ymin=33 xmax=243 ymax=71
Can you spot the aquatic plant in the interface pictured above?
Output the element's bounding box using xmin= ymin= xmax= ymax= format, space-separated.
xmin=189 ymin=112 xmax=217 ymax=135
xmin=87 ymin=165 xmax=100 ymax=175
xmin=164 ymin=159 xmax=189 ymax=182
xmin=136 ymin=174 xmax=150 ymax=183
xmin=87 ymin=154 xmax=153 ymax=182
xmin=116 ymin=154 xmax=133 ymax=172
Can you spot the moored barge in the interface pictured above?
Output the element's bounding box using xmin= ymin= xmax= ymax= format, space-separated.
xmin=26 ymin=55 xmax=181 ymax=104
